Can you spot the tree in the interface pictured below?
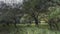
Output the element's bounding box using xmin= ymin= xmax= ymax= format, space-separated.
xmin=48 ymin=6 xmax=60 ymax=30
xmin=0 ymin=2 xmax=23 ymax=27
xmin=22 ymin=0 xmax=55 ymax=25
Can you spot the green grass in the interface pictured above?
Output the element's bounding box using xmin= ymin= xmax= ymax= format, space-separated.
xmin=0 ymin=24 xmax=60 ymax=34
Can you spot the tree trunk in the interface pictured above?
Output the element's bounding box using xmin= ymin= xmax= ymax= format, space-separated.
xmin=6 ymin=22 xmax=9 ymax=26
xmin=31 ymin=12 xmax=39 ymax=25
xmin=54 ymin=23 xmax=59 ymax=30
xmin=14 ymin=22 xmax=17 ymax=28
xmin=48 ymin=18 xmax=59 ymax=30
xmin=13 ymin=17 xmax=17 ymax=28
xmin=48 ymin=19 xmax=54 ymax=30
xmin=34 ymin=17 xmax=39 ymax=25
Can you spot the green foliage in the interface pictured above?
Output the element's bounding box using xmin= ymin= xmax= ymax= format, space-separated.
xmin=48 ymin=6 xmax=60 ymax=19
xmin=0 ymin=25 xmax=60 ymax=34
xmin=23 ymin=0 xmax=50 ymax=12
